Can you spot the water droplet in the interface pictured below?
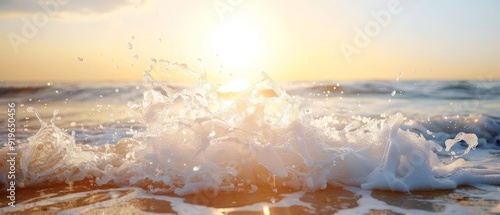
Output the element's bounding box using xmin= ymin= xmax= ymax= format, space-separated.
xmin=158 ymin=38 xmax=162 ymax=43
xmin=70 ymin=122 xmax=76 ymax=126
xmin=55 ymin=90 xmax=59 ymax=94
xmin=47 ymin=82 xmax=52 ymax=86
xmin=76 ymin=57 xmax=83 ymax=62
xmin=131 ymin=36 xmax=135 ymax=39
xmin=128 ymin=43 xmax=133 ymax=49
xmin=115 ymin=89 xmax=119 ymax=93
xmin=133 ymin=54 xmax=139 ymax=60
xmin=391 ymin=90 xmax=396 ymax=96
xmin=209 ymin=130 xmax=216 ymax=137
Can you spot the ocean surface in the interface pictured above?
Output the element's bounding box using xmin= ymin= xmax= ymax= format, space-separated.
xmin=1 ymin=70 xmax=499 ymax=214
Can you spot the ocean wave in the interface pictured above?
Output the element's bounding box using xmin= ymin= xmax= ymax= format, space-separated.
xmin=0 ymin=86 xmax=49 ymax=96
xmin=1 ymin=80 xmax=498 ymax=105
xmin=1 ymin=71 xmax=499 ymax=195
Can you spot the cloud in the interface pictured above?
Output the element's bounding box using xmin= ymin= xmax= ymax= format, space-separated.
xmin=0 ymin=0 xmax=145 ymax=17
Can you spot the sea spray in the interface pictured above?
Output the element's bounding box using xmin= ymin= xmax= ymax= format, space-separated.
xmin=1 ymin=66 xmax=498 ymax=194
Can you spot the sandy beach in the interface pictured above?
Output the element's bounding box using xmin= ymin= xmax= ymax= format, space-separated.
xmin=1 ymin=179 xmax=499 ymax=214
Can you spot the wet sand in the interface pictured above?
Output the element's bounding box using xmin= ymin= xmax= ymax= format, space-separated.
xmin=1 ymin=181 xmax=499 ymax=214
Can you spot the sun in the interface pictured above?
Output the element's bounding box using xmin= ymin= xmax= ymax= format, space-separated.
xmin=211 ymin=19 xmax=262 ymax=69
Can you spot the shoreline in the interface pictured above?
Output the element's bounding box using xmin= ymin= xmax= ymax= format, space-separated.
xmin=1 ymin=181 xmax=498 ymax=214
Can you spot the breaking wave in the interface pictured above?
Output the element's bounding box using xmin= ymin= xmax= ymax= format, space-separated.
xmin=1 ymin=65 xmax=499 ymax=196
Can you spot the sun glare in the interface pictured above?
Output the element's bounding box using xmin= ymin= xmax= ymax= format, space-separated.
xmin=218 ymin=79 xmax=250 ymax=93
xmin=263 ymin=205 xmax=270 ymax=215
xmin=211 ymin=19 xmax=262 ymax=69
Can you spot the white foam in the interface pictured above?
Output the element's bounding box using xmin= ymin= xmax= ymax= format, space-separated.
xmin=2 ymin=68 xmax=499 ymax=196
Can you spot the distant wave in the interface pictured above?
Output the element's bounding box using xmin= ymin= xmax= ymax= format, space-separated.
xmin=0 ymin=86 xmax=49 ymax=96
xmin=304 ymin=83 xmax=398 ymax=95
xmin=285 ymin=81 xmax=499 ymax=100
xmin=1 ymin=81 xmax=498 ymax=102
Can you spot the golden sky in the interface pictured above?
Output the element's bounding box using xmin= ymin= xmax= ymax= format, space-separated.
xmin=1 ymin=0 xmax=499 ymax=82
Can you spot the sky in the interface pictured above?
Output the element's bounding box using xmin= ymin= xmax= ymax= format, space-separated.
xmin=0 ymin=0 xmax=499 ymax=82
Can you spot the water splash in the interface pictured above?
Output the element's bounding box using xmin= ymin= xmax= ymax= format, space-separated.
xmin=445 ymin=132 xmax=478 ymax=158
xmin=20 ymin=108 xmax=93 ymax=187
xmin=1 ymin=64 xmax=498 ymax=195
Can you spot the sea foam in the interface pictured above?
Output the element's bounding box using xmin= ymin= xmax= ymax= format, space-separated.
xmin=1 ymin=66 xmax=499 ymax=195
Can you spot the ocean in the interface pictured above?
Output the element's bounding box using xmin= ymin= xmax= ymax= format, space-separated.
xmin=1 ymin=71 xmax=499 ymax=214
